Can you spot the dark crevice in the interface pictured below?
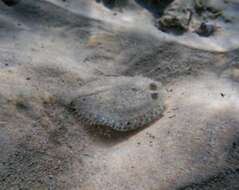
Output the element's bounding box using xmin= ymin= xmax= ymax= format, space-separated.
xmin=135 ymin=0 xmax=174 ymax=17
xmin=1 ymin=0 xmax=21 ymax=6
xmin=96 ymin=0 xmax=129 ymax=9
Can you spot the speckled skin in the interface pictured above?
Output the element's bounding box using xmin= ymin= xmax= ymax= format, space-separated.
xmin=70 ymin=76 xmax=166 ymax=131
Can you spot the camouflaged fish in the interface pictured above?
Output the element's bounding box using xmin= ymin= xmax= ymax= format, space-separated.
xmin=70 ymin=76 xmax=166 ymax=131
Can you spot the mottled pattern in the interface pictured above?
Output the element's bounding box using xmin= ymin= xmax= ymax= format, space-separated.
xmin=70 ymin=76 xmax=165 ymax=131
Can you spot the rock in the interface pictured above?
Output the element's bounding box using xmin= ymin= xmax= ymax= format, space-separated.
xmin=156 ymin=14 xmax=189 ymax=35
xmin=155 ymin=0 xmax=195 ymax=35
xmin=195 ymin=22 xmax=216 ymax=37
xmin=194 ymin=0 xmax=207 ymax=13
xmin=70 ymin=76 xmax=166 ymax=131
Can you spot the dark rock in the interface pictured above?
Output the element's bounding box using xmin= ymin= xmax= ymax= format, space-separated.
xmin=194 ymin=0 xmax=207 ymax=14
xmin=196 ymin=22 xmax=215 ymax=37
xmin=156 ymin=15 xmax=188 ymax=35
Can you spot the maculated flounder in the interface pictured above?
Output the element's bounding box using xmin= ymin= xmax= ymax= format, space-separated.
xmin=70 ymin=76 xmax=166 ymax=131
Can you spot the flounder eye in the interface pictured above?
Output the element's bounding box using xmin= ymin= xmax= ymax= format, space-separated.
xmin=151 ymin=93 xmax=158 ymax=100
xmin=149 ymin=83 xmax=158 ymax=91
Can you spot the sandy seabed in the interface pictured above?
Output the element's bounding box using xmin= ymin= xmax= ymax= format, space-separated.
xmin=0 ymin=0 xmax=239 ymax=189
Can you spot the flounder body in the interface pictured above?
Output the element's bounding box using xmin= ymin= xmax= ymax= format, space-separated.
xmin=70 ymin=76 xmax=166 ymax=131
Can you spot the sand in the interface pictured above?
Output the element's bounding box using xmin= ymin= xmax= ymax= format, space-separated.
xmin=0 ymin=0 xmax=239 ymax=189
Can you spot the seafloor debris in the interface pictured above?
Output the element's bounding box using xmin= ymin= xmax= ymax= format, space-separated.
xmin=195 ymin=22 xmax=216 ymax=37
xmin=70 ymin=76 xmax=166 ymax=131
xmin=156 ymin=13 xmax=190 ymax=35
xmin=155 ymin=1 xmax=194 ymax=35
xmin=154 ymin=0 xmax=228 ymax=37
